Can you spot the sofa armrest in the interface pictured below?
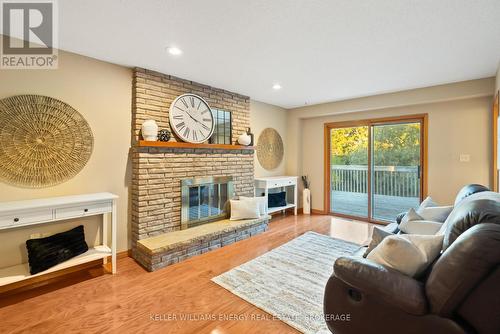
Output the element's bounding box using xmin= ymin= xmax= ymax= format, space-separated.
xmin=333 ymin=256 xmax=428 ymax=315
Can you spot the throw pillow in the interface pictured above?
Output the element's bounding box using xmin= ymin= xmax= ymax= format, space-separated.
xmin=240 ymin=196 xmax=267 ymax=216
xmin=367 ymin=234 xmax=444 ymax=277
xmin=419 ymin=196 xmax=438 ymax=210
xmin=26 ymin=225 xmax=89 ymax=275
xmin=400 ymin=207 xmax=443 ymax=234
xmin=363 ymin=227 xmax=394 ymax=257
xmin=230 ymin=199 xmax=261 ymax=220
xmin=401 ymin=207 xmax=424 ymax=226
xmin=399 ymin=220 xmax=443 ymax=235
xmin=417 ymin=205 xmax=454 ymax=223
xmin=268 ymin=192 xmax=287 ymax=208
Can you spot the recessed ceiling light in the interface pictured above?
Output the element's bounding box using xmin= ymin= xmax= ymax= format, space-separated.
xmin=272 ymin=83 xmax=282 ymax=90
xmin=166 ymin=46 xmax=182 ymax=56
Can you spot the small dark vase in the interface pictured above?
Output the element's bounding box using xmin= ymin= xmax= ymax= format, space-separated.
xmin=247 ymin=128 xmax=254 ymax=146
xmin=158 ymin=129 xmax=171 ymax=142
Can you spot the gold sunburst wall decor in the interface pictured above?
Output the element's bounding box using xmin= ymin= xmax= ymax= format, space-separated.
xmin=256 ymin=128 xmax=284 ymax=170
xmin=0 ymin=95 xmax=93 ymax=188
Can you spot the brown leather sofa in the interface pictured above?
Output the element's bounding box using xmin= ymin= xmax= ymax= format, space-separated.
xmin=324 ymin=186 xmax=500 ymax=334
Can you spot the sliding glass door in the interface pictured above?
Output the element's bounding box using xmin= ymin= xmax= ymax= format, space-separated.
xmin=371 ymin=122 xmax=421 ymax=221
xmin=326 ymin=115 xmax=426 ymax=222
xmin=330 ymin=126 xmax=369 ymax=217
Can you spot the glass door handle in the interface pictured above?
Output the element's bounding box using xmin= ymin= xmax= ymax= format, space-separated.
xmin=417 ymin=166 xmax=421 ymax=179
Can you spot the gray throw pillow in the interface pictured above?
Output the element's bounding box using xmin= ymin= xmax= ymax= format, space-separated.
xmin=363 ymin=227 xmax=394 ymax=257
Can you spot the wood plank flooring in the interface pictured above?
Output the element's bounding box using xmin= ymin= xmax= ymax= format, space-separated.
xmin=0 ymin=214 xmax=374 ymax=334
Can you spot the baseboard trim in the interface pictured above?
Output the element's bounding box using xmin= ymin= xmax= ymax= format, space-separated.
xmin=268 ymin=208 xmax=326 ymax=216
xmin=269 ymin=207 xmax=298 ymax=217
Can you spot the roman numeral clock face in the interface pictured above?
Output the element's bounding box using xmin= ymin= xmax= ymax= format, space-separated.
xmin=169 ymin=94 xmax=215 ymax=143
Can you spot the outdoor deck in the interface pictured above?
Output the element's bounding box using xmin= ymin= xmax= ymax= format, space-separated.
xmin=331 ymin=190 xmax=419 ymax=221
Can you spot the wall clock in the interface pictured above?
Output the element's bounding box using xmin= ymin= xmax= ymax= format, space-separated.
xmin=169 ymin=93 xmax=215 ymax=143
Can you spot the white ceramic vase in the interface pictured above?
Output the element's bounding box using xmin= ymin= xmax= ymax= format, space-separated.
xmin=303 ymin=188 xmax=311 ymax=215
xmin=237 ymin=132 xmax=251 ymax=146
xmin=142 ymin=120 xmax=158 ymax=141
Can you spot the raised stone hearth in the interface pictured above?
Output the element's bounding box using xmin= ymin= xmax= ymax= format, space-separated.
xmin=130 ymin=68 xmax=264 ymax=271
xmin=135 ymin=217 xmax=269 ymax=271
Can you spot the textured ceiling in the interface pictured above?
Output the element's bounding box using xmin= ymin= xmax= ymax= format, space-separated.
xmin=13 ymin=1 xmax=500 ymax=108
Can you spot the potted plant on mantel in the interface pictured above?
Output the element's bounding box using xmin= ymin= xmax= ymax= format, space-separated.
xmin=302 ymin=175 xmax=311 ymax=215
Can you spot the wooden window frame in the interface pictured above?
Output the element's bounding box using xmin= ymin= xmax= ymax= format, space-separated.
xmin=493 ymin=92 xmax=499 ymax=192
xmin=323 ymin=114 xmax=428 ymax=224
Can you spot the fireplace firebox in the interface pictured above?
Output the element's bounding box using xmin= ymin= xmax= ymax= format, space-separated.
xmin=181 ymin=176 xmax=234 ymax=229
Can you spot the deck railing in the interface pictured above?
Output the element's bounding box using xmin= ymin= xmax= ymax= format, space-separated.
xmin=331 ymin=165 xmax=419 ymax=197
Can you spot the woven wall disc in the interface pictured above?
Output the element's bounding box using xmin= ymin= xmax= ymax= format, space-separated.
xmin=256 ymin=128 xmax=284 ymax=170
xmin=0 ymin=95 xmax=93 ymax=188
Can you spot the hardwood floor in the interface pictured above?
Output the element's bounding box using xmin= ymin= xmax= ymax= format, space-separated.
xmin=0 ymin=214 xmax=374 ymax=334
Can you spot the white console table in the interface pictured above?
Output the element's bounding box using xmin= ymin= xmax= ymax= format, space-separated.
xmin=254 ymin=176 xmax=298 ymax=215
xmin=0 ymin=193 xmax=118 ymax=287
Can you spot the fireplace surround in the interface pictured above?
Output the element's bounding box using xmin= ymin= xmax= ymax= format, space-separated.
xmin=130 ymin=68 xmax=269 ymax=270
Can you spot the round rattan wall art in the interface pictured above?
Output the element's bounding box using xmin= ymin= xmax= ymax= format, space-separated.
xmin=0 ymin=95 xmax=93 ymax=188
xmin=256 ymin=128 xmax=284 ymax=170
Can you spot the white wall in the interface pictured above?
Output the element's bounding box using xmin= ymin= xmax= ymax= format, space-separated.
xmin=496 ymin=61 xmax=500 ymax=93
xmin=0 ymin=44 xmax=132 ymax=268
xmin=301 ymin=97 xmax=491 ymax=210
xmin=495 ymin=61 xmax=500 ymax=191
xmin=250 ymin=100 xmax=287 ymax=177
xmin=286 ymin=78 xmax=495 ymax=211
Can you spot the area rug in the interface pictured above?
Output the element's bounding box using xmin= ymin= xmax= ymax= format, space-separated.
xmin=211 ymin=231 xmax=361 ymax=334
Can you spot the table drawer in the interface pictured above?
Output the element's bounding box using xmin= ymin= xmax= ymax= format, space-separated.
xmin=55 ymin=201 xmax=112 ymax=220
xmin=0 ymin=209 xmax=53 ymax=229
xmin=267 ymin=179 xmax=296 ymax=188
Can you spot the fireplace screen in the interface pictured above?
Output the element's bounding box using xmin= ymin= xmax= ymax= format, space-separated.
xmin=181 ymin=176 xmax=234 ymax=229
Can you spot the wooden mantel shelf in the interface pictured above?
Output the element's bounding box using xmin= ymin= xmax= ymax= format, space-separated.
xmin=137 ymin=140 xmax=255 ymax=150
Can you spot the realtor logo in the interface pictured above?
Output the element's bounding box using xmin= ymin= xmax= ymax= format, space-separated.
xmin=1 ymin=0 xmax=58 ymax=69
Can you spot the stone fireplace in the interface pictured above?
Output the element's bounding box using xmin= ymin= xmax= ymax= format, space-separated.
xmin=130 ymin=68 xmax=269 ymax=271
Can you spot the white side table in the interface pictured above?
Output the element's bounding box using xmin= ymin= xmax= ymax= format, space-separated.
xmin=0 ymin=193 xmax=118 ymax=287
xmin=254 ymin=176 xmax=298 ymax=215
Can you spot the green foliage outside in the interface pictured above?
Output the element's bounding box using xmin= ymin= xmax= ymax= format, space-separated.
xmin=331 ymin=124 xmax=420 ymax=166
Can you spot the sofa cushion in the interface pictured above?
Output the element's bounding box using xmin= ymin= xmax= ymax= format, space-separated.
xmin=363 ymin=226 xmax=394 ymax=257
xmin=419 ymin=196 xmax=438 ymax=209
xmin=454 ymin=184 xmax=490 ymax=206
xmin=367 ymin=234 xmax=444 ymax=277
xmin=400 ymin=220 xmax=443 ymax=235
xmin=402 ymin=208 xmax=423 ymax=223
xmin=426 ymin=224 xmax=500 ymax=317
xmin=439 ymin=197 xmax=500 ymax=250
xmin=418 ymin=206 xmax=454 ymax=223
xmin=400 ymin=207 xmax=445 ymax=235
